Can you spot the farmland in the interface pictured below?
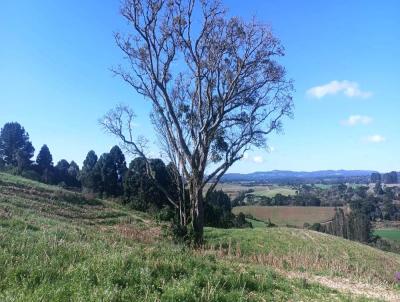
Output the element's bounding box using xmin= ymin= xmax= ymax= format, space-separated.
xmin=210 ymin=182 xmax=297 ymax=199
xmin=232 ymin=206 xmax=337 ymax=227
xmin=374 ymin=229 xmax=400 ymax=242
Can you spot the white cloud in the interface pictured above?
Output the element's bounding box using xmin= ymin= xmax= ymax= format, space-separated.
xmin=307 ymin=80 xmax=372 ymax=99
xmin=341 ymin=115 xmax=372 ymax=126
xmin=365 ymin=135 xmax=386 ymax=143
xmin=241 ymin=153 xmax=265 ymax=163
xmin=252 ymin=155 xmax=264 ymax=163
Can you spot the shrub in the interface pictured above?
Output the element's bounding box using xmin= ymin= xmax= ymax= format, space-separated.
xmin=310 ymin=223 xmax=322 ymax=232
xmin=232 ymin=212 xmax=252 ymax=228
xmin=20 ymin=169 xmax=41 ymax=182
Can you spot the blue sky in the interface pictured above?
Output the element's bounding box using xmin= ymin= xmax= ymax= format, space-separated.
xmin=0 ymin=0 xmax=399 ymax=173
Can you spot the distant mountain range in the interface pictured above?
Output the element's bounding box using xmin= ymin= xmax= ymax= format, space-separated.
xmin=220 ymin=170 xmax=378 ymax=182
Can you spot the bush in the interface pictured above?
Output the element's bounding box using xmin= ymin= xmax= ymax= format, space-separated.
xmin=232 ymin=212 xmax=252 ymax=228
xmin=309 ymin=223 xmax=322 ymax=232
xmin=20 ymin=169 xmax=41 ymax=182
xmin=155 ymin=206 xmax=175 ymax=222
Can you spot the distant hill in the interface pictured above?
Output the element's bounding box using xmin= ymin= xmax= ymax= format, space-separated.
xmin=221 ymin=169 xmax=377 ymax=183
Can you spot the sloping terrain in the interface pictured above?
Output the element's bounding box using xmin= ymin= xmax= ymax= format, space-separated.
xmin=205 ymin=227 xmax=400 ymax=285
xmin=0 ymin=172 xmax=399 ymax=301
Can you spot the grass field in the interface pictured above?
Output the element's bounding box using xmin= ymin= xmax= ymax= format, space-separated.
xmin=209 ymin=182 xmax=297 ymax=199
xmin=1 ymin=172 xmax=399 ymax=300
xmin=374 ymin=229 xmax=400 ymax=242
xmin=232 ymin=205 xmax=336 ymax=227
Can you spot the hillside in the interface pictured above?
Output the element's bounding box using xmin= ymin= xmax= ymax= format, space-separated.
xmin=1 ymin=173 xmax=400 ymax=301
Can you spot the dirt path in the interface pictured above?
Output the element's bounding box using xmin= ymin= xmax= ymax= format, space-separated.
xmin=282 ymin=270 xmax=400 ymax=301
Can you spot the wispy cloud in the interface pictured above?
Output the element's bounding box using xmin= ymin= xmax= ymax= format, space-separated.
xmin=341 ymin=115 xmax=372 ymax=126
xmin=307 ymin=80 xmax=372 ymax=99
xmin=365 ymin=135 xmax=386 ymax=143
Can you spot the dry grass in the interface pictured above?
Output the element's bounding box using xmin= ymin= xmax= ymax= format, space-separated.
xmin=233 ymin=205 xmax=336 ymax=227
xmin=205 ymin=182 xmax=297 ymax=199
xmin=205 ymin=227 xmax=400 ymax=286
xmin=114 ymin=224 xmax=162 ymax=244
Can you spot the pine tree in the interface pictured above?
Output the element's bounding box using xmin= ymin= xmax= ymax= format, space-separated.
xmin=67 ymin=161 xmax=80 ymax=187
xmin=80 ymin=150 xmax=98 ymax=192
xmin=36 ymin=145 xmax=53 ymax=171
xmin=55 ymin=159 xmax=70 ymax=186
xmin=0 ymin=122 xmax=34 ymax=170
xmin=109 ymin=145 xmax=127 ymax=195
xmin=36 ymin=144 xmax=53 ymax=183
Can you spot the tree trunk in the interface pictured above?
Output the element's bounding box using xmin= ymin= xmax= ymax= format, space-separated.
xmin=190 ymin=179 xmax=204 ymax=246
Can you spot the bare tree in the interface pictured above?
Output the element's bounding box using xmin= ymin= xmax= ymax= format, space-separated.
xmin=101 ymin=0 xmax=293 ymax=244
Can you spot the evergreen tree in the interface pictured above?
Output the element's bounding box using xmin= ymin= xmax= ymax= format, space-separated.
xmin=371 ymin=172 xmax=381 ymax=183
xmin=67 ymin=161 xmax=80 ymax=187
xmin=124 ymin=157 xmax=174 ymax=211
xmin=36 ymin=144 xmax=53 ymax=183
xmin=80 ymin=151 xmax=99 ymax=192
xmin=109 ymin=145 xmax=127 ymax=195
xmin=204 ymin=190 xmax=234 ymax=228
xmin=96 ymin=153 xmax=118 ymax=197
xmin=383 ymin=171 xmax=398 ymax=184
xmin=82 ymin=150 xmax=98 ymax=173
xmin=0 ymin=122 xmax=34 ymax=170
xmin=55 ymin=159 xmax=70 ymax=185
xmin=36 ymin=145 xmax=53 ymax=171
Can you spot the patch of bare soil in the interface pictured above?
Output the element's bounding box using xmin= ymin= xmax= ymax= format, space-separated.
xmin=282 ymin=270 xmax=400 ymax=302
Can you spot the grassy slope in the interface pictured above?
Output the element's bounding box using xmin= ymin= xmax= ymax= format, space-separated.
xmin=232 ymin=206 xmax=336 ymax=227
xmin=205 ymin=227 xmax=400 ymax=285
xmin=0 ymin=172 xmax=391 ymax=301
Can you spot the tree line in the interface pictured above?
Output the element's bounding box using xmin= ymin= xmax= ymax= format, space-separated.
xmin=371 ymin=172 xmax=398 ymax=184
xmin=0 ymin=121 xmax=250 ymax=235
xmin=0 ymin=122 xmax=80 ymax=187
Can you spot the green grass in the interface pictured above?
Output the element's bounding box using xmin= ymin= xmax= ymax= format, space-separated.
xmin=374 ymin=229 xmax=400 ymax=242
xmin=246 ymin=218 xmax=266 ymax=228
xmin=0 ymin=172 xmax=394 ymax=301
